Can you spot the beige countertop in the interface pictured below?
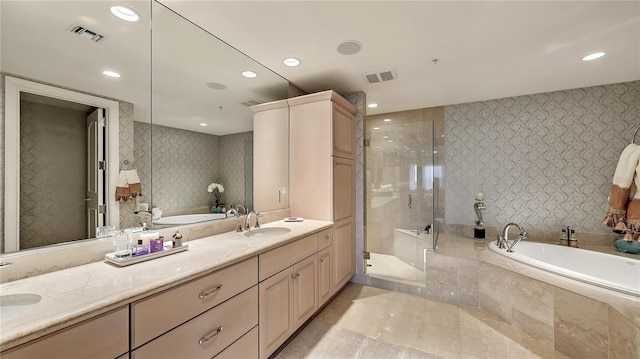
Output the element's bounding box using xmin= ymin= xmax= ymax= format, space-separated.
xmin=0 ymin=219 xmax=333 ymax=351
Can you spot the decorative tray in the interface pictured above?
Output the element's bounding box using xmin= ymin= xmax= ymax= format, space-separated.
xmin=104 ymin=244 xmax=189 ymax=267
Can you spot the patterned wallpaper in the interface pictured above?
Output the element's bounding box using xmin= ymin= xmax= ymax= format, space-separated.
xmin=136 ymin=122 xmax=251 ymax=214
xmin=218 ymin=131 xmax=253 ymax=210
xmin=119 ymin=101 xmax=139 ymax=229
xmin=445 ymin=80 xmax=640 ymax=233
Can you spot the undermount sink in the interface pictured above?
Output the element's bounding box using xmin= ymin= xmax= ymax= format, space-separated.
xmin=243 ymin=227 xmax=291 ymax=238
xmin=0 ymin=293 xmax=42 ymax=318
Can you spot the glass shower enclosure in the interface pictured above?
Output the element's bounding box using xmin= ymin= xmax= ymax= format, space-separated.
xmin=364 ymin=109 xmax=435 ymax=285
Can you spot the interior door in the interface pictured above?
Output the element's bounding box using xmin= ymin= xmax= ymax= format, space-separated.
xmin=87 ymin=108 xmax=106 ymax=238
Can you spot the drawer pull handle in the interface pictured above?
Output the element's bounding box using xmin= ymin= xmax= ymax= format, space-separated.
xmin=292 ymin=272 xmax=300 ymax=279
xmin=320 ymin=258 xmax=324 ymax=263
xmin=198 ymin=285 xmax=222 ymax=299
xmin=198 ymin=326 xmax=223 ymax=344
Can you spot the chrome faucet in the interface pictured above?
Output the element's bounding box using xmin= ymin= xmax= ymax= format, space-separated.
xmin=245 ymin=210 xmax=261 ymax=230
xmin=226 ymin=208 xmax=243 ymax=232
xmin=496 ymin=223 xmax=529 ymax=252
xmin=234 ymin=204 xmax=247 ymax=215
xmin=497 ymin=223 xmax=529 ymax=252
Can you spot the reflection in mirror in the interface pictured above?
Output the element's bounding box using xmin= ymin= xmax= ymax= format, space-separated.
xmin=149 ymin=2 xmax=289 ymax=229
xmin=1 ymin=1 xmax=151 ymax=253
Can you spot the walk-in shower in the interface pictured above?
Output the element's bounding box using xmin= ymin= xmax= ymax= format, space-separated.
xmin=364 ymin=109 xmax=437 ymax=285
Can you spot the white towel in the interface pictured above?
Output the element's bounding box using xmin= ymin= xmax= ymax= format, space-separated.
xmin=115 ymin=170 xmax=130 ymax=201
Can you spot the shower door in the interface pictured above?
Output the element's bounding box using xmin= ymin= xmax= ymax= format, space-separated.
xmin=364 ymin=110 xmax=434 ymax=284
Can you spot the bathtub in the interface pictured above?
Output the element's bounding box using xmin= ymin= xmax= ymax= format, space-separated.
xmin=153 ymin=213 xmax=227 ymax=225
xmin=488 ymin=241 xmax=640 ymax=296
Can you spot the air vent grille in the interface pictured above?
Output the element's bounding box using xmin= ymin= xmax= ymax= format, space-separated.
xmin=240 ymin=98 xmax=264 ymax=107
xmin=363 ymin=69 xmax=398 ymax=84
xmin=68 ymin=25 xmax=105 ymax=43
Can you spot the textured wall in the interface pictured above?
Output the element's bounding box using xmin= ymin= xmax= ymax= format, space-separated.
xmin=118 ymin=102 xmax=138 ymax=228
xmin=137 ymin=122 xmax=250 ymax=213
xmin=0 ymin=75 xmax=5 ymax=253
xmin=445 ymin=80 xmax=640 ymax=233
xmin=218 ymin=131 xmax=253 ymax=210
xmin=19 ymin=100 xmax=87 ymax=248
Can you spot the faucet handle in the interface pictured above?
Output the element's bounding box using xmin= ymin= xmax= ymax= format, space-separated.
xmin=255 ymin=211 xmax=261 ymax=228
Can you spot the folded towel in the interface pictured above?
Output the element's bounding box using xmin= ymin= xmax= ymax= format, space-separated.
xmin=126 ymin=169 xmax=142 ymax=198
xmin=614 ymin=238 xmax=640 ymax=254
xmin=115 ymin=170 xmax=130 ymax=201
xmin=604 ymin=144 xmax=640 ymax=241
xmin=115 ymin=169 xmax=143 ymax=202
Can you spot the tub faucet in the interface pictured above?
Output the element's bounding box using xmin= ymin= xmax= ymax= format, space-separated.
xmin=497 ymin=223 xmax=528 ymax=251
xmin=234 ymin=204 xmax=247 ymax=215
xmin=245 ymin=210 xmax=261 ymax=230
xmin=499 ymin=223 xmax=528 ymax=252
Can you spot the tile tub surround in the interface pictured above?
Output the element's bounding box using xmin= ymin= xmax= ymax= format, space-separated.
xmin=0 ymin=218 xmax=331 ymax=351
xmin=357 ymin=233 xmax=639 ymax=359
xmin=0 ymin=209 xmax=289 ymax=283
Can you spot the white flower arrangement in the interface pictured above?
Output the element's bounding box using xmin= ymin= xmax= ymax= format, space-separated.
xmin=207 ymin=183 xmax=224 ymax=194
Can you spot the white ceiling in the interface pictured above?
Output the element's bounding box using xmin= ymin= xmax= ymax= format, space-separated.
xmin=161 ymin=0 xmax=640 ymax=116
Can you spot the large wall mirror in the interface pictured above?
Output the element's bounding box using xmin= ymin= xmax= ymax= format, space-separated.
xmin=149 ymin=2 xmax=289 ymax=229
xmin=1 ymin=1 xmax=290 ymax=254
xmin=1 ymin=0 xmax=152 ymax=253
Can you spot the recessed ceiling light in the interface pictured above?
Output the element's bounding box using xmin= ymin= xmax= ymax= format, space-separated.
xmin=387 ymin=140 xmax=393 ymax=143
xmin=373 ymin=127 xmax=380 ymax=130
xmin=382 ymin=135 xmax=389 ymax=139
xmin=582 ymin=52 xmax=606 ymax=61
xmin=384 ymin=119 xmax=391 ymax=122
xmin=284 ymin=57 xmax=300 ymax=67
xmin=368 ymin=103 xmax=378 ymax=108
xmin=242 ymin=71 xmax=258 ymax=78
xmin=200 ymin=123 xmax=208 ymax=127
xmin=102 ymin=70 xmax=120 ymax=78
xmin=110 ymin=5 xmax=140 ymax=22
xmin=337 ymin=40 xmax=362 ymax=55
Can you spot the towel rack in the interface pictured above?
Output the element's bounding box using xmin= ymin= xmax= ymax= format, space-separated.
xmin=632 ymin=125 xmax=640 ymax=144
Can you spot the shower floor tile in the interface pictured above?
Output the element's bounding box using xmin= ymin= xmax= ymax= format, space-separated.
xmin=366 ymin=252 xmax=424 ymax=283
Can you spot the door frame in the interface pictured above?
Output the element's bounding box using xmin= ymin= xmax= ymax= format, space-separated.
xmin=4 ymin=76 xmax=120 ymax=252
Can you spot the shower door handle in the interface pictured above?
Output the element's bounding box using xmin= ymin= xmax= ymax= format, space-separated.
xmin=408 ymin=193 xmax=412 ymax=209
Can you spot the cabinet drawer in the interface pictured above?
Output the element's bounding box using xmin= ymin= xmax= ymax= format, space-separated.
xmin=214 ymin=326 xmax=258 ymax=359
xmin=259 ymin=234 xmax=317 ymax=281
xmin=132 ymin=286 xmax=258 ymax=359
xmin=2 ymin=307 xmax=128 ymax=359
xmin=317 ymin=228 xmax=333 ymax=250
xmin=132 ymin=256 xmax=258 ymax=348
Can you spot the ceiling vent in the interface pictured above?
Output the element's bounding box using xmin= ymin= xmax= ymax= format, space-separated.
xmin=68 ymin=24 xmax=105 ymax=43
xmin=240 ymin=98 xmax=264 ymax=107
xmin=363 ymin=69 xmax=398 ymax=84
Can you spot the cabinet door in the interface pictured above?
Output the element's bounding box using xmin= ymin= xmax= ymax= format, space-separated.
xmin=333 ymin=157 xmax=354 ymax=222
xmin=259 ymin=267 xmax=294 ymax=359
xmin=253 ymin=100 xmax=289 ymax=211
xmin=332 ymin=103 xmax=355 ymax=159
xmin=318 ymin=245 xmax=334 ymax=306
xmin=292 ymin=254 xmax=318 ymax=329
xmin=2 ymin=307 xmax=128 ymax=359
xmin=333 ymin=217 xmax=355 ymax=291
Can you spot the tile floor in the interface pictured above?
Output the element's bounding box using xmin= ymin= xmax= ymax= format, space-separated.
xmin=277 ymin=283 xmax=572 ymax=359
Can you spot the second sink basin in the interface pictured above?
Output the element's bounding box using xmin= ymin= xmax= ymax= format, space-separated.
xmin=243 ymin=227 xmax=291 ymax=238
xmin=1 ymin=293 xmax=42 ymax=318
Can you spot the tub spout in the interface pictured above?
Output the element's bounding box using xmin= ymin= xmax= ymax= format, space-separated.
xmin=498 ymin=223 xmax=528 ymax=252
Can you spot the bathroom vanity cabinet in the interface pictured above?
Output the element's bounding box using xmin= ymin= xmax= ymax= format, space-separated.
xmin=0 ymin=222 xmax=341 ymax=359
xmin=130 ymin=257 xmax=259 ymax=358
xmin=288 ymin=90 xmax=357 ymax=293
xmin=258 ymin=227 xmax=336 ymax=359
xmin=251 ymin=100 xmax=290 ymax=212
xmin=1 ymin=307 xmax=129 ymax=358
